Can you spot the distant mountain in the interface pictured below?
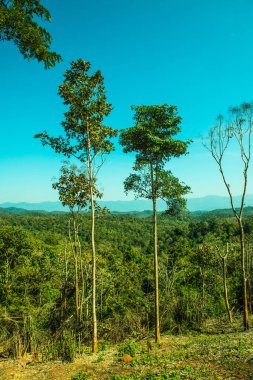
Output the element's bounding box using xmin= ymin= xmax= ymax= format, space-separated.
xmin=0 ymin=200 xmax=164 ymax=213
xmin=0 ymin=202 xmax=66 ymax=212
xmin=1 ymin=195 xmax=253 ymax=213
xmin=0 ymin=207 xmax=35 ymax=215
xmin=187 ymin=195 xmax=253 ymax=212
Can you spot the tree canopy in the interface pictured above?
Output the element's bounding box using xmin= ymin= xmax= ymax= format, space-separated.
xmin=120 ymin=104 xmax=191 ymax=214
xmin=0 ymin=0 xmax=61 ymax=68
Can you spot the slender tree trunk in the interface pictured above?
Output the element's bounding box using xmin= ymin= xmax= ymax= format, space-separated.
xmin=74 ymin=254 xmax=79 ymax=323
xmin=238 ymin=219 xmax=249 ymax=330
xmin=74 ymin=217 xmax=79 ymax=323
xmin=222 ymin=243 xmax=233 ymax=323
xmin=79 ymin=257 xmax=84 ymax=322
xmin=200 ymin=268 xmax=205 ymax=311
xmin=247 ymin=243 xmax=252 ymax=314
xmin=69 ymin=219 xmax=79 ymax=324
xmin=153 ymin=196 xmax=161 ymax=343
xmin=60 ymin=241 xmax=68 ymax=321
xmin=87 ymin=137 xmax=98 ymax=353
xmin=100 ymin=274 xmax=103 ymax=319
xmin=150 ymin=162 xmax=161 ymax=344
xmin=90 ymin=182 xmax=97 ymax=352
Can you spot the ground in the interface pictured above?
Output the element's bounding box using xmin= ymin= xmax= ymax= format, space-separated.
xmin=0 ymin=319 xmax=253 ymax=379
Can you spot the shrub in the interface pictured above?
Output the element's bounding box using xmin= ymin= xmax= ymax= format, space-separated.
xmin=118 ymin=339 xmax=138 ymax=357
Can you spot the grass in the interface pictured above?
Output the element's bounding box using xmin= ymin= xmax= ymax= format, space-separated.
xmin=71 ymin=317 xmax=253 ymax=380
xmin=1 ymin=317 xmax=253 ymax=379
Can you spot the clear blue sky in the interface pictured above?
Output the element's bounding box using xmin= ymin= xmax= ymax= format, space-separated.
xmin=1 ymin=0 xmax=253 ymax=202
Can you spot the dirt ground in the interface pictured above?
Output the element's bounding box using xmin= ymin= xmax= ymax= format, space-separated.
xmin=1 ymin=331 xmax=253 ymax=380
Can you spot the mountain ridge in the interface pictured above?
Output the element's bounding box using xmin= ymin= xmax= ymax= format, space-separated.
xmin=1 ymin=194 xmax=253 ymax=213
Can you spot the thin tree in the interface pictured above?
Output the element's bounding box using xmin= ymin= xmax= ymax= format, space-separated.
xmin=35 ymin=59 xmax=117 ymax=352
xmin=53 ymin=163 xmax=91 ymax=325
xmin=0 ymin=0 xmax=61 ymax=68
xmin=120 ymin=104 xmax=190 ymax=343
xmin=216 ymin=243 xmax=233 ymax=323
xmin=204 ymin=102 xmax=253 ymax=330
xmin=199 ymin=239 xmax=233 ymax=324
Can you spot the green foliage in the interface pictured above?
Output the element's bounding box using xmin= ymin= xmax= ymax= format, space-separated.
xmin=35 ymin=59 xmax=117 ymax=163
xmin=59 ymin=329 xmax=76 ymax=362
xmin=110 ymin=374 xmax=179 ymax=380
xmin=45 ymin=330 xmax=76 ymax=362
xmin=72 ymin=369 xmax=90 ymax=380
xmin=35 ymin=59 xmax=117 ymax=214
xmin=0 ymin=210 xmax=250 ymax=356
xmin=120 ymin=104 xmax=190 ymax=214
xmin=120 ymin=104 xmax=188 ymax=158
xmin=52 ymin=163 xmax=91 ymax=211
xmin=118 ymin=339 xmax=138 ymax=357
xmin=96 ymin=354 xmax=105 ymax=362
xmin=0 ymin=0 xmax=62 ymax=68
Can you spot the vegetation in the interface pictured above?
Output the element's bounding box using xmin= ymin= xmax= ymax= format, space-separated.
xmin=0 ymin=0 xmax=61 ymax=68
xmin=1 ymin=4 xmax=252 ymax=375
xmin=0 ymin=207 xmax=252 ymax=366
xmin=0 ymin=206 xmax=253 ymax=380
xmin=120 ymin=104 xmax=190 ymax=344
xmin=35 ymin=59 xmax=117 ymax=352
xmin=204 ymin=102 xmax=253 ymax=330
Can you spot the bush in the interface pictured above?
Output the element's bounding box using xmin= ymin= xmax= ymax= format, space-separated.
xmin=118 ymin=339 xmax=138 ymax=357
xmin=45 ymin=330 xmax=76 ymax=362
xmin=59 ymin=330 xmax=76 ymax=362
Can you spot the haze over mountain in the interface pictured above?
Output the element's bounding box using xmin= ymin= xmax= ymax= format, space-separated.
xmin=1 ymin=195 xmax=253 ymax=213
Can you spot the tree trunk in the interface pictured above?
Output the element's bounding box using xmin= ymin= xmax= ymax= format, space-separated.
xmin=90 ymin=182 xmax=98 ymax=352
xmin=63 ymin=242 xmax=68 ymax=316
xmin=222 ymin=243 xmax=233 ymax=323
xmin=238 ymin=219 xmax=249 ymax=330
xmin=74 ymin=219 xmax=79 ymax=323
xmin=246 ymin=243 xmax=252 ymax=314
xmin=87 ymin=137 xmax=98 ymax=353
xmin=200 ymin=268 xmax=205 ymax=311
xmin=150 ymin=162 xmax=161 ymax=344
xmin=79 ymin=257 xmax=84 ymax=322
xmin=74 ymin=254 xmax=79 ymax=323
xmin=69 ymin=218 xmax=79 ymax=324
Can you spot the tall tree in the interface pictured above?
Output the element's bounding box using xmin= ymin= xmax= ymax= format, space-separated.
xmin=204 ymin=102 xmax=253 ymax=330
xmin=0 ymin=0 xmax=61 ymax=68
xmin=120 ymin=104 xmax=190 ymax=343
xmin=35 ymin=59 xmax=117 ymax=352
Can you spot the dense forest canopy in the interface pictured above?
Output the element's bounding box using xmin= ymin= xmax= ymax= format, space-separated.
xmin=0 ymin=208 xmax=252 ymax=361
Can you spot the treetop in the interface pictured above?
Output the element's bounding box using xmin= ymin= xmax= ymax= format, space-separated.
xmin=120 ymin=104 xmax=190 ymax=162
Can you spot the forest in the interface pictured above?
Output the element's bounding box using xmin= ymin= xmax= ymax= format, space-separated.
xmin=0 ymin=209 xmax=253 ymax=357
xmin=1 ymin=1 xmax=253 ymax=379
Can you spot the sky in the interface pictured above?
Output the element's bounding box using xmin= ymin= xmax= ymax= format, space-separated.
xmin=1 ymin=0 xmax=253 ymax=202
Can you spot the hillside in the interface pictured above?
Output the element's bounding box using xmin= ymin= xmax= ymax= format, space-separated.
xmin=1 ymin=204 xmax=253 ymax=220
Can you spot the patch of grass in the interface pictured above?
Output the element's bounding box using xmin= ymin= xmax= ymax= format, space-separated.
xmin=72 ymin=369 xmax=90 ymax=380
xmin=16 ymin=317 xmax=253 ymax=380
xmin=97 ymin=354 xmax=105 ymax=362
